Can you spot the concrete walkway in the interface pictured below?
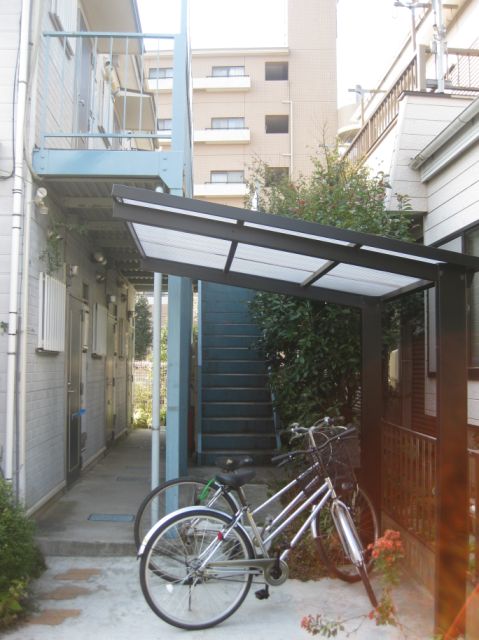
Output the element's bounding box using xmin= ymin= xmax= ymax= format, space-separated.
xmin=13 ymin=429 xmax=435 ymax=639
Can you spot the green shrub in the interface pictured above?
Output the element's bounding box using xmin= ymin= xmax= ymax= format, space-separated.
xmin=0 ymin=479 xmax=45 ymax=628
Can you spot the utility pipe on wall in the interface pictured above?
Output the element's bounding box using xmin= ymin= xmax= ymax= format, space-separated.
xmin=151 ymin=272 xmax=163 ymax=507
xmin=5 ymin=0 xmax=32 ymax=485
xmin=431 ymin=0 xmax=447 ymax=93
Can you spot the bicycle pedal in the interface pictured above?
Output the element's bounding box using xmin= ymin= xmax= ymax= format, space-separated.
xmin=255 ymin=588 xmax=270 ymax=600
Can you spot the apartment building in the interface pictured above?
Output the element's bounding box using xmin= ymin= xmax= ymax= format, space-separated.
xmin=146 ymin=0 xmax=338 ymax=208
xmin=0 ymin=0 xmax=192 ymax=512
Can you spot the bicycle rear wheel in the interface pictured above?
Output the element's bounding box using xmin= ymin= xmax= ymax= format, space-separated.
xmin=315 ymin=486 xmax=378 ymax=582
xmin=134 ymin=477 xmax=237 ymax=550
xmin=140 ymin=507 xmax=254 ymax=630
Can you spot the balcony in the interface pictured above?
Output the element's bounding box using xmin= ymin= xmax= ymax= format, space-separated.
xmin=344 ymin=47 xmax=479 ymax=163
xmin=32 ymin=31 xmax=191 ymax=189
xmin=147 ymin=75 xmax=251 ymax=94
xmin=194 ymin=128 xmax=250 ymax=144
xmin=193 ymin=75 xmax=251 ymax=92
xmin=194 ymin=182 xmax=248 ymax=198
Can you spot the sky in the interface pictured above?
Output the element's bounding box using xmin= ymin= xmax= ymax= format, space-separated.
xmin=137 ymin=0 xmax=412 ymax=106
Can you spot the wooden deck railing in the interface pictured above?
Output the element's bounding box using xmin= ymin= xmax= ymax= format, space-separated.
xmin=345 ymin=48 xmax=479 ymax=163
xmin=344 ymin=59 xmax=418 ymax=164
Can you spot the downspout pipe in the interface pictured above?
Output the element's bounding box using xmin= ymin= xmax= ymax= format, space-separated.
xmin=5 ymin=0 xmax=32 ymax=485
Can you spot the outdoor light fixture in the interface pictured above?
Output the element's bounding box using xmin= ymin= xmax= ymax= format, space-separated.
xmin=33 ymin=187 xmax=49 ymax=214
xmin=95 ymin=272 xmax=105 ymax=283
xmin=68 ymin=265 xmax=79 ymax=277
xmin=107 ymin=294 xmax=116 ymax=304
xmin=91 ymin=251 xmax=107 ymax=266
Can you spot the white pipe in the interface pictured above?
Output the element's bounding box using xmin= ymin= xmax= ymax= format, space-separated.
xmin=151 ymin=272 xmax=163 ymax=493
xmin=5 ymin=0 xmax=32 ymax=485
xmin=18 ymin=180 xmax=32 ymax=500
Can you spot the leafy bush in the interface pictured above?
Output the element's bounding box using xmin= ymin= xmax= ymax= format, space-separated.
xmin=0 ymin=479 xmax=45 ymax=628
xmin=248 ymin=147 xmax=415 ymax=425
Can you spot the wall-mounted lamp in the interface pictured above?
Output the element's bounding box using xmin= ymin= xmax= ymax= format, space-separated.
xmin=68 ymin=265 xmax=79 ymax=278
xmin=91 ymin=251 xmax=107 ymax=266
xmin=95 ymin=273 xmax=106 ymax=283
xmin=107 ymin=294 xmax=116 ymax=304
xmin=33 ymin=187 xmax=49 ymax=215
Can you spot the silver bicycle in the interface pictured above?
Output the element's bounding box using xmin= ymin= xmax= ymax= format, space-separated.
xmin=138 ymin=423 xmax=378 ymax=630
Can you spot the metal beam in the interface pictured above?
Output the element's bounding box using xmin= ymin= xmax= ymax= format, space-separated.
xmin=434 ymin=267 xmax=468 ymax=636
xmin=141 ymin=257 xmax=368 ymax=308
xmin=114 ymin=203 xmax=440 ymax=282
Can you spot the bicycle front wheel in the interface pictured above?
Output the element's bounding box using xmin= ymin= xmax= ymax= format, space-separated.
xmin=315 ymin=486 xmax=378 ymax=582
xmin=134 ymin=477 xmax=237 ymax=550
xmin=139 ymin=507 xmax=255 ymax=630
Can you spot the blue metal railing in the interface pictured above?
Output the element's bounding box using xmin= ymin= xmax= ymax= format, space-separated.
xmin=38 ymin=31 xmax=188 ymax=154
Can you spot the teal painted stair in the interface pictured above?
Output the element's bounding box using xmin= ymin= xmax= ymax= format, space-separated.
xmin=197 ymin=283 xmax=278 ymax=465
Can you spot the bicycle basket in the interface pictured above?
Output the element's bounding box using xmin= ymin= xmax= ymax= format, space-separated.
xmin=309 ymin=427 xmax=359 ymax=495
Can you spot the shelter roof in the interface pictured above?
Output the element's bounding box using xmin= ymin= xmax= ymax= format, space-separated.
xmin=112 ymin=184 xmax=479 ymax=307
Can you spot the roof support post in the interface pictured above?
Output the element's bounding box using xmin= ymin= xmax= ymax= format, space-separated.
xmin=166 ymin=276 xmax=192 ymax=482
xmin=360 ymin=301 xmax=382 ymax=515
xmin=434 ymin=267 xmax=468 ymax=637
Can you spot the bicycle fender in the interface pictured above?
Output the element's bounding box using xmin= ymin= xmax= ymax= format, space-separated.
xmin=137 ymin=505 xmax=248 ymax=557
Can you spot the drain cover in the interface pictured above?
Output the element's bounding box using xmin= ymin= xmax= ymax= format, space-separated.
xmin=88 ymin=514 xmax=135 ymax=522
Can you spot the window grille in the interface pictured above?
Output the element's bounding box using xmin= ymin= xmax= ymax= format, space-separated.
xmin=37 ymin=272 xmax=66 ymax=352
xmin=92 ymin=303 xmax=108 ymax=356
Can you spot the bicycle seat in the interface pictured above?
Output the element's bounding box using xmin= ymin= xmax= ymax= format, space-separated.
xmin=215 ymin=455 xmax=253 ymax=472
xmin=215 ymin=468 xmax=256 ymax=489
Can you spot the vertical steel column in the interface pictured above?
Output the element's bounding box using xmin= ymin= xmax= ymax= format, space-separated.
xmin=166 ymin=276 xmax=192 ymax=479
xmin=361 ymin=301 xmax=382 ymax=515
xmin=434 ymin=267 xmax=468 ymax=637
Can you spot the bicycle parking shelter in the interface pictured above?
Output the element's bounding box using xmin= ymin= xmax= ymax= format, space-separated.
xmin=112 ymin=183 xmax=479 ymax=637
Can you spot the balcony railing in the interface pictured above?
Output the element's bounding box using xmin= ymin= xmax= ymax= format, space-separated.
xmin=345 ymin=48 xmax=479 ymax=163
xmin=38 ymin=31 xmax=181 ymax=152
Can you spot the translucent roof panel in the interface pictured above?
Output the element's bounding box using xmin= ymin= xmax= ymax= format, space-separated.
xmin=134 ymin=223 xmax=231 ymax=270
xmin=231 ymin=257 xmax=311 ymax=284
xmin=234 ymin=243 xmax=329 ymax=272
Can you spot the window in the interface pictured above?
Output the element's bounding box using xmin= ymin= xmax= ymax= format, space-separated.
xmin=157 ymin=118 xmax=172 ymax=130
xmin=211 ymin=171 xmax=244 ymax=184
xmin=211 ymin=66 xmax=245 ymax=77
xmin=265 ymin=167 xmax=289 ymax=186
xmin=265 ymin=61 xmax=288 ymax=81
xmin=211 ymin=117 xmax=245 ymax=129
xmin=92 ymin=303 xmax=107 ymax=357
xmin=265 ymin=115 xmax=289 ymax=134
xmin=149 ymin=67 xmax=173 ymax=79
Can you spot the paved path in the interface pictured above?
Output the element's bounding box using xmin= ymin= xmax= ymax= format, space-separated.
xmin=5 ymin=557 xmax=434 ymax=640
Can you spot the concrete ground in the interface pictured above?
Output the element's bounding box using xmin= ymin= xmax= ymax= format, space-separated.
xmin=10 ymin=429 xmax=435 ymax=639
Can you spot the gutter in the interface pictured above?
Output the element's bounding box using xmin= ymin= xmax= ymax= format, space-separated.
xmin=5 ymin=0 xmax=32 ymax=486
xmin=410 ymin=97 xmax=479 ymax=170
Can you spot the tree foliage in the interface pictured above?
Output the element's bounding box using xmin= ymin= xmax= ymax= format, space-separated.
xmin=248 ymin=147 xmax=415 ymax=426
xmin=134 ymin=294 xmax=153 ymax=360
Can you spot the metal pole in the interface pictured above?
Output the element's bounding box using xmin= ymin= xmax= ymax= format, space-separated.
xmin=151 ymin=272 xmax=163 ymax=516
xmin=432 ymin=0 xmax=446 ymax=92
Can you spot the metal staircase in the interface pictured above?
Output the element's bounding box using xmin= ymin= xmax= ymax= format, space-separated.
xmin=197 ymin=283 xmax=278 ymax=464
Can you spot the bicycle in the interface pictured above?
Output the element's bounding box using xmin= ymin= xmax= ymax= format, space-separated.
xmin=134 ymin=420 xmax=377 ymax=582
xmin=138 ymin=423 xmax=378 ymax=630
